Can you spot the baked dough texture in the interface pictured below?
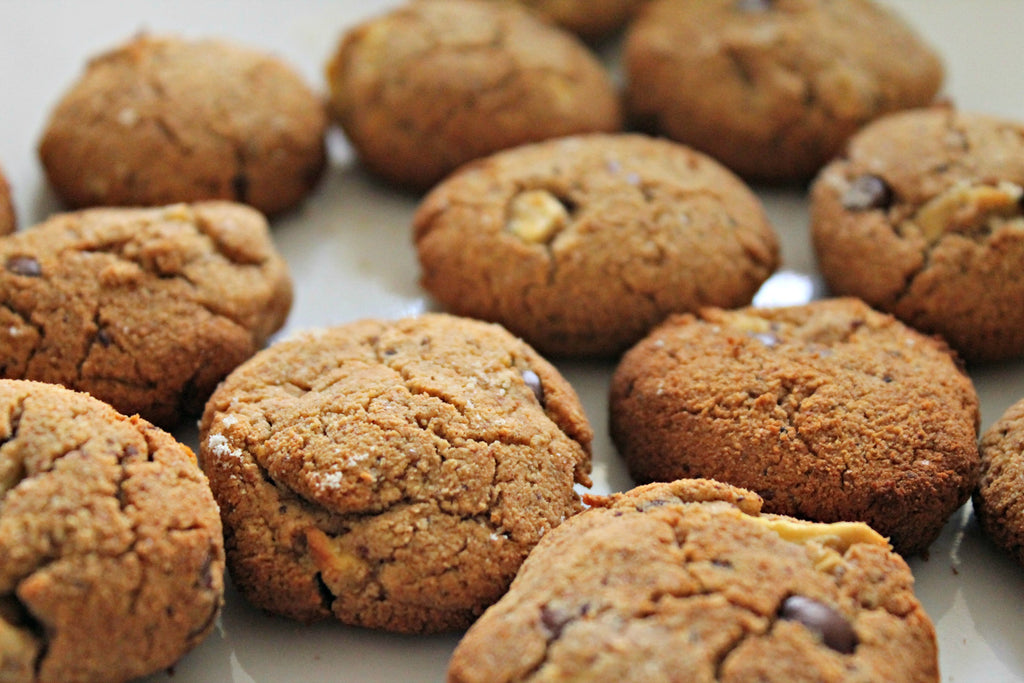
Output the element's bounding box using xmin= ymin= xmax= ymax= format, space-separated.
xmin=609 ymin=298 xmax=980 ymax=556
xmin=484 ymin=0 xmax=645 ymax=40
xmin=325 ymin=0 xmax=622 ymax=191
xmin=812 ymin=107 xmax=1024 ymax=362
xmin=0 ymin=379 xmax=224 ymax=683
xmin=624 ymin=0 xmax=943 ymax=182
xmin=199 ymin=313 xmax=593 ymax=633
xmin=975 ymin=398 xmax=1024 ymax=567
xmin=38 ymin=34 xmax=328 ymax=215
xmin=414 ymin=134 xmax=779 ymax=357
xmin=448 ymin=478 xmax=939 ymax=683
xmin=0 ymin=201 xmax=292 ymax=428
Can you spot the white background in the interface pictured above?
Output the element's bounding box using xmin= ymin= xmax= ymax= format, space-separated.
xmin=2 ymin=2 xmax=1023 ymax=681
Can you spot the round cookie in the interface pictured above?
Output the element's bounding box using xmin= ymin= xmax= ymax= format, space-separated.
xmin=486 ymin=0 xmax=646 ymax=41
xmin=0 ymin=379 xmax=224 ymax=683
xmin=198 ymin=313 xmax=593 ymax=633
xmin=38 ymin=34 xmax=327 ymax=215
xmin=0 ymin=201 xmax=292 ymax=427
xmin=624 ymin=0 xmax=943 ymax=182
xmin=811 ymin=108 xmax=1024 ymax=362
xmin=414 ymin=133 xmax=779 ymax=357
xmin=449 ymin=478 xmax=939 ymax=683
xmin=0 ymin=164 xmax=15 ymax=235
xmin=325 ymin=0 xmax=622 ymax=191
xmin=609 ymin=298 xmax=980 ymax=556
xmin=974 ymin=398 xmax=1024 ymax=567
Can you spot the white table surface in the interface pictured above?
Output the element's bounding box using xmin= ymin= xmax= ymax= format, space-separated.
xmin=2 ymin=2 xmax=1023 ymax=681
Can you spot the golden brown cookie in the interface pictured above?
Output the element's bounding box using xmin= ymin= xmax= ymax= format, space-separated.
xmin=974 ymin=398 xmax=1024 ymax=567
xmin=485 ymin=0 xmax=646 ymax=40
xmin=0 ymin=201 xmax=292 ymax=427
xmin=0 ymin=379 xmax=224 ymax=683
xmin=199 ymin=313 xmax=593 ymax=633
xmin=325 ymin=0 xmax=622 ymax=191
xmin=448 ymin=478 xmax=939 ymax=683
xmin=38 ymin=34 xmax=327 ymax=215
xmin=0 ymin=164 xmax=15 ymax=235
xmin=414 ymin=133 xmax=779 ymax=357
xmin=811 ymin=108 xmax=1024 ymax=362
xmin=624 ymin=0 xmax=943 ymax=182
xmin=609 ymin=298 xmax=980 ymax=556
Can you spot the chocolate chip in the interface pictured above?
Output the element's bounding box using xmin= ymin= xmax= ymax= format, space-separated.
xmin=539 ymin=605 xmax=572 ymax=639
xmin=780 ymin=595 xmax=858 ymax=654
xmin=5 ymin=256 xmax=41 ymax=277
xmin=841 ymin=175 xmax=894 ymax=211
xmin=522 ymin=369 xmax=544 ymax=404
xmin=735 ymin=0 xmax=772 ymax=11
xmin=97 ymin=328 xmax=113 ymax=347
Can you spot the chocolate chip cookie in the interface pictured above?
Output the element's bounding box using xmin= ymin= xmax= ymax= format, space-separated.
xmin=811 ymin=107 xmax=1024 ymax=362
xmin=0 ymin=378 xmax=224 ymax=683
xmin=325 ymin=0 xmax=622 ymax=191
xmin=0 ymin=201 xmax=292 ymax=427
xmin=489 ymin=0 xmax=645 ymax=41
xmin=974 ymin=398 xmax=1024 ymax=567
xmin=0 ymin=164 xmax=15 ymax=235
xmin=609 ymin=298 xmax=980 ymax=556
xmin=414 ymin=133 xmax=779 ymax=357
xmin=448 ymin=478 xmax=939 ymax=683
xmin=38 ymin=34 xmax=327 ymax=215
xmin=199 ymin=313 xmax=593 ymax=633
xmin=624 ymin=0 xmax=943 ymax=182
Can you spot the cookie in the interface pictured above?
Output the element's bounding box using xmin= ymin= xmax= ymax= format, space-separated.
xmin=448 ymin=478 xmax=939 ymax=683
xmin=414 ymin=133 xmax=779 ymax=357
xmin=488 ymin=0 xmax=645 ymax=41
xmin=38 ymin=34 xmax=327 ymax=215
xmin=198 ymin=313 xmax=593 ymax=633
xmin=325 ymin=0 xmax=622 ymax=191
xmin=624 ymin=0 xmax=943 ymax=182
xmin=811 ymin=108 xmax=1024 ymax=362
xmin=609 ymin=298 xmax=980 ymax=555
xmin=0 ymin=164 xmax=15 ymax=235
xmin=0 ymin=201 xmax=292 ymax=427
xmin=0 ymin=379 xmax=224 ymax=683
xmin=974 ymin=398 xmax=1024 ymax=567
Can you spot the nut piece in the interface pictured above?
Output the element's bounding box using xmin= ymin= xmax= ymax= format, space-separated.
xmin=753 ymin=515 xmax=890 ymax=553
xmin=306 ymin=528 xmax=371 ymax=595
xmin=906 ymin=181 xmax=1024 ymax=243
xmin=506 ymin=190 xmax=570 ymax=244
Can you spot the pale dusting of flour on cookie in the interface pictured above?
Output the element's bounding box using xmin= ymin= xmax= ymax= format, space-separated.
xmin=208 ymin=433 xmax=243 ymax=461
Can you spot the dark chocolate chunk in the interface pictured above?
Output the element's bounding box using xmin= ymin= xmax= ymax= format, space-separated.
xmin=780 ymin=595 xmax=858 ymax=654
xmin=841 ymin=175 xmax=894 ymax=211
xmin=5 ymin=256 xmax=41 ymax=277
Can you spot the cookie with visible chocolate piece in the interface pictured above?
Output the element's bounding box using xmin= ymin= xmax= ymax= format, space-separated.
xmin=448 ymin=478 xmax=939 ymax=683
xmin=811 ymin=108 xmax=1024 ymax=362
xmin=0 ymin=379 xmax=224 ymax=683
xmin=198 ymin=313 xmax=593 ymax=633
xmin=325 ymin=0 xmax=622 ymax=191
xmin=975 ymin=397 xmax=1024 ymax=567
xmin=489 ymin=0 xmax=646 ymax=41
xmin=414 ymin=133 xmax=779 ymax=357
xmin=609 ymin=298 xmax=980 ymax=555
xmin=0 ymin=164 xmax=15 ymax=235
xmin=624 ymin=0 xmax=943 ymax=181
xmin=0 ymin=201 xmax=292 ymax=427
xmin=38 ymin=34 xmax=327 ymax=215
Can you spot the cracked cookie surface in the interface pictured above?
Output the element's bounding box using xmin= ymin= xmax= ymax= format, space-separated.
xmin=609 ymin=298 xmax=980 ymax=556
xmin=325 ymin=0 xmax=622 ymax=191
xmin=38 ymin=34 xmax=327 ymax=215
xmin=198 ymin=313 xmax=593 ymax=633
xmin=811 ymin=108 xmax=1024 ymax=362
xmin=0 ymin=201 xmax=292 ymax=427
xmin=624 ymin=0 xmax=943 ymax=182
xmin=0 ymin=379 xmax=224 ymax=683
xmin=414 ymin=134 xmax=779 ymax=357
xmin=447 ymin=478 xmax=938 ymax=683
xmin=0 ymin=165 xmax=14 ymax=235
xmin=974 ymin=398 xmax=1024 ymax=568
xmin=483 ymin=0 xmax=645 ymax=41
